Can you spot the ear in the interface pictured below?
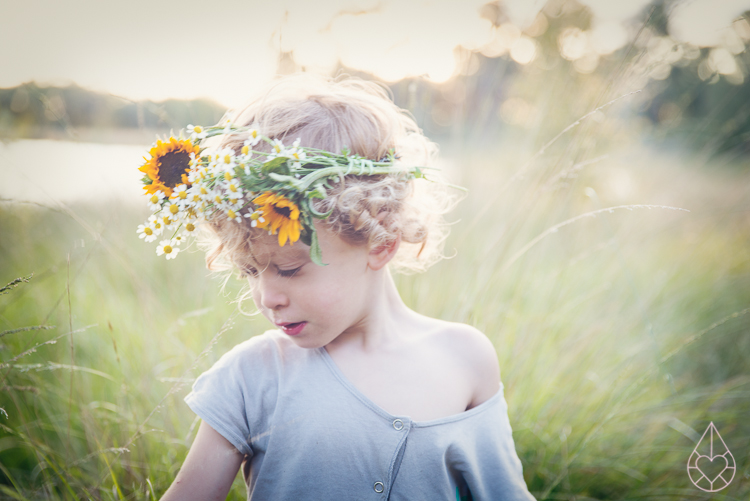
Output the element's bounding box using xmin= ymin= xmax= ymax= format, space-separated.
xmin=367 ymin=233 xmax=401 ymax=271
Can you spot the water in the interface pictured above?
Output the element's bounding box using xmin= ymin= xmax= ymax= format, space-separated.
xmin=0 ymin=139 xmax=148 ymax=207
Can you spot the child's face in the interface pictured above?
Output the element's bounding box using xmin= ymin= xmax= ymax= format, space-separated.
xmin=245 ymin=223 xmax=375 ymax=349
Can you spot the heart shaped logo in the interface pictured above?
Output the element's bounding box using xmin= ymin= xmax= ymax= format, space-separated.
xmin=695 ymin=454 xmax=728 ymax=483
xmin=687 ymin=422 xmax=735 ymax=492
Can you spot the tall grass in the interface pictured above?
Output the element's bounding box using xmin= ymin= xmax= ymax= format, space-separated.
xmin=1 ymin=130 xmax=748 ymax=499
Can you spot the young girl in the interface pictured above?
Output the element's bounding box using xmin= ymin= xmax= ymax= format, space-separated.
xmin=143 ymin=75 xmax=535 ymax=500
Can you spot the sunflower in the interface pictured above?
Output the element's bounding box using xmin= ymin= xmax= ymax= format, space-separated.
xmin=253 ymin=192 xmax=302 ymax=246
xmin=139 ymin=137 xmax=201 ymax=196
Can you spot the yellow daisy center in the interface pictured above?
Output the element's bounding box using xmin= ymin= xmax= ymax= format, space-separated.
xmin=150 ymin=195 xmax=159 ymax=204
xmin=144 ymin=227 xmax=153 ymax=235
xmin=229 ymin=184 xmax=237 ymax=192
xmin=274 ymin=144 xmax=281 ymax=153
xmin=178 ymin=191 xmax=187 ymax=199
xmin=224 ymin=171 xmax=233 ymax=181
xmin=186 ymin=223 xmax=195 ymax=232
xmin=224 ymin=154 xmax=232 ymax=164
xmin=169 ymin=204 xmax=179 ymax=215
xmin=215 ymin=195 xmax=222 ymax=204
xmin=242 ymin=145 xmax=249 ymax=155
xmin=164 ymin=245 xmax=173 ymax=254
xmin=200 ymin=187 xmax=208 ymax=195
xmin=193 ymin=126 xmax=202 ymax=133
xmin=228 ymin=209 xmax=237 ymax=219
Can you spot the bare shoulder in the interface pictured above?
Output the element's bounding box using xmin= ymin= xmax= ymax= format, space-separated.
xmin=426 ymin=319 xmax=502 ymax=408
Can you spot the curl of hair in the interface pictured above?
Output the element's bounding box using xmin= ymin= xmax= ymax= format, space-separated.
xmin=196 ymin=73 xmax=460 ymax=279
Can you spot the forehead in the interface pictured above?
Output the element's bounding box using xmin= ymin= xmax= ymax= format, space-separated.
xmin=243 ymin=223 xmax=366 ymax=268
xmin=246 ymin=233 xmax=310 ymax=266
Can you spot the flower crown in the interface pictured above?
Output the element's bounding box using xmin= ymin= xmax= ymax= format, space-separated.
xmin=136 ymin=122 xmax=441 ymax=266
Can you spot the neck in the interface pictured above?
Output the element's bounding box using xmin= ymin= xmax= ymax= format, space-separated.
xmin=328 ymin=266 xmax=416 ymax=353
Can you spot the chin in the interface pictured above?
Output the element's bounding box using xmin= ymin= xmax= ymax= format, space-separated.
xmin=285 ymin=335 xmax=324 ymax=350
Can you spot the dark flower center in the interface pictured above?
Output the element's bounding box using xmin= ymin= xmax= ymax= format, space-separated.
xmin=158 ymin=150 xmax=191 ymax=188
xmin=274 ymin=205 xmax=292 ymax=218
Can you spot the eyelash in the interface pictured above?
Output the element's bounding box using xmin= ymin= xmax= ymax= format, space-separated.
xmin=241 ymin=267 xmax=259 ymax=279
xmin=277 ymin=267 xmax=301 ymax=278
xmin=241 ymin=267 xmax=301 ymax=279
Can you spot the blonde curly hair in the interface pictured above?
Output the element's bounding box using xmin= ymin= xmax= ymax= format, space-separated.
xmin=198 ymin=74 xmax=459 ymax=277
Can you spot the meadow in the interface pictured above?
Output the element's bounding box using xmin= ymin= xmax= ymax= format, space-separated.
xmin=0 ymin=129 xmax=750 ymax=500
xmin=1 ymin=115 xmax=749 ymax=500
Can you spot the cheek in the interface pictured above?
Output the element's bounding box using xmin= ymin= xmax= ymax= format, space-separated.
xmin=250 ymin=285 xmax=262 ymax=309
xmin=316 ymin=273 xmax=367 ymax=310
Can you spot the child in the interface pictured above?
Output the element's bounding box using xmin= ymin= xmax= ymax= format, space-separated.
xmin=145 ymin=75 xmax=535 ymax=500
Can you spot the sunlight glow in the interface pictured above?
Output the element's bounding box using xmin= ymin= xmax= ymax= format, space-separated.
xmin=669 ymin=0 xmax=750 ymax=47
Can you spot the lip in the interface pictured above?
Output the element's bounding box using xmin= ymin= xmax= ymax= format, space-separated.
xmin=275 ymin=321 xmax=307 ymax=336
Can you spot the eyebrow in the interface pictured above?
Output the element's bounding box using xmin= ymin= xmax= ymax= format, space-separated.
xmin=272 ymin=255 xmax=310 ymax=269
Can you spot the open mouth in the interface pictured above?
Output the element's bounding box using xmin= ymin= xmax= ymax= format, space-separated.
xmin=280 ymin=322 xmax=306 ymax=336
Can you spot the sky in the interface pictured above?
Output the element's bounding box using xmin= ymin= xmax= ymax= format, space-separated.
xmin=2 ymin=0 xmax=749 ymax=109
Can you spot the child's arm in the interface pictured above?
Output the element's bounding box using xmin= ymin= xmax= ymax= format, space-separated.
xmin=160 ymin=420 xmax=245 ymax=501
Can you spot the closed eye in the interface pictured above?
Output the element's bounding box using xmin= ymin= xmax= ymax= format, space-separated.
xmin=240 ymin=266 xmax=259 ymax=279
xmin=277 ymin=266 xmax=301 ymax=278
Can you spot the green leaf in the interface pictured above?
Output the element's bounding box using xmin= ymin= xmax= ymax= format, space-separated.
xmin=141 ymin=176 xmax=153 ymax=185
xmin=300 ymin=229 xmax=312 ymax=247
xmin=310 ymin=230 xmax=327 ymax=266
xmin=307 ymin=185 xmax=326 ymax=199
xmin=262 ymin=156 xmax=289 ymax=175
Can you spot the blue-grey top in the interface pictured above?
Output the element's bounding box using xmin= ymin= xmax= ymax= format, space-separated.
xmin=184 ymin=329 xmax=536 ymax=501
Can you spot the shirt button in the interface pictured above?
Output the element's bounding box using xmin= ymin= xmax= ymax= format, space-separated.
xmin=373 ymin=481 xmax=385 ymax=493
xmin=392 ymin=419 xmax=404 ymax=430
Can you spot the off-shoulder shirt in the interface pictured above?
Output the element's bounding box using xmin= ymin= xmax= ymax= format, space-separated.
xmin=184 ymin=329 xmax=536 ymax=501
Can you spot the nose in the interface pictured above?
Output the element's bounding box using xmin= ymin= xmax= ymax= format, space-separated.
xmin=256 ymin=273 xmax=289 ymax=311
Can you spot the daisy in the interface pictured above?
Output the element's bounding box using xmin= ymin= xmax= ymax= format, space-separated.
xmin=186 ymin=185 xmax=205 ymax=205
xmin=182 ymin=221 xmax=198 ymax=236
xmin=225 ymin=193 xmax=244 ymax=209
xmin=137 ymin=222 xmax=157 ymax=243
xmin=242 ymin=129 xmax=261 ymax=151
xmin=219 ymin=147 xmax=236 ymax=167
xmin=221 ymin=118 xmax=233 ymax=135
xmin=196 ymin=184 xmax=213 ymax=202
xmin=164 ymin=200 xmax=182 ymax=218
xmin=245 ymin=210 xmax=266 ymax=228
xmin=156 ymin=239 xmax=180 ymax=260
xmin=224 ymin=179 xmax=243 ymax=197
xmin=267 ymin=139 xmax=287 ymax=160
xmin=225 ymin=208 xmax=243 ymax=223
xmin=170 ymin=184 xmax=189 ymax=202
xmin=146 ymin=190 xmax=166 ymax=211
xmin=286 ymin=139 xmax=306 ymax=169
xmin=147 ymin=215 xmax=164 ymax=236
xmin=161 ymin=213 xmax=180 ymax=231
xmin=188 ymin=166 xmax=206 ymax=184
xmin=186 ymin=124 xmax=207 ymax=140
xmin=211 ymin=192 xmax=227 ymax=208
